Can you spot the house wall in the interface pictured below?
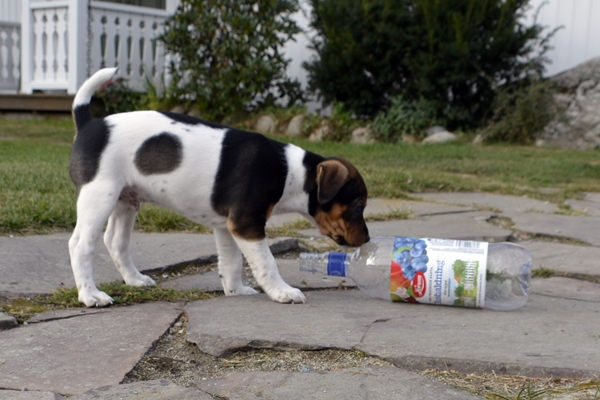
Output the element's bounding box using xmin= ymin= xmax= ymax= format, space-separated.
xmin=525 ymin=0 xmax=600 ymax=77
xmin=0 ymin=0 xmax=22 ymax=23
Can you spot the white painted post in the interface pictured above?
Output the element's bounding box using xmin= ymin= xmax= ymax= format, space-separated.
xmin=20 ymin=0 xmax=33 ymax=94
xmin=165 ymin=0 xmax=180 ymax=14
xmin=67 ymin=0 xmax=88 ymax=94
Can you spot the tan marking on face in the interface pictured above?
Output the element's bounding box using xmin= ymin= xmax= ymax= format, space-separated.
xmin=315 ymin=202 xmax=369 ymax=247
xmin=314 ymin=204 xmax=349 ymax=243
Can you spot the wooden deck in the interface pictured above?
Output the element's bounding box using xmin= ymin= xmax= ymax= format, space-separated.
xmin=0 ymin=93 xmax=74 ymax=113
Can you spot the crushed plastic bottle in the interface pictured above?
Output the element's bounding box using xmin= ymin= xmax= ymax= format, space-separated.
xmin=300 ymin=236 xmax=532 ymax=310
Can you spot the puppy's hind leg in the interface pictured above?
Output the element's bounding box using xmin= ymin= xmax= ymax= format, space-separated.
xmin=214 ymin=227 xmax=258 ymax=296
xmin=104 ymin=200 xmax=156 ymax=287
xmin=69 ymin=182 xmax=121 ymax=307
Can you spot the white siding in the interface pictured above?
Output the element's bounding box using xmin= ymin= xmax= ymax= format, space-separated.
xmin=0 ymin=0 xmax=22 ymax=23
xmin=514 ymin=0 xmax=599 ymax=76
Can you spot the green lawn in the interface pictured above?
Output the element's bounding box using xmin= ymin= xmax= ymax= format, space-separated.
xmin=1 ymin=118 xmax=599 ymax=235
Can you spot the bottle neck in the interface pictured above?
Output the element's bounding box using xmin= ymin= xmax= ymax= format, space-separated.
xmin=299 ymin=252 xmax=349 ymax=277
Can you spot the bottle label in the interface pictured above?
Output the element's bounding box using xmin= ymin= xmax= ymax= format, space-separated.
xmin=327 ymin=252 xmax=348 ymax=277
xmin=390 ymin=237 xmax=489 ymax=308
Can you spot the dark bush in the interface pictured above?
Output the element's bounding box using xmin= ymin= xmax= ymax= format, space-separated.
xmin=160 ymin=0 xmax=305 ymax=121
xmin=371 ymin=95 xmax=440 ymax=142
xmin=304 ymin=0 xmax=555 ymax=130
xmin=481 ymin=78 xmax=561 ymax=144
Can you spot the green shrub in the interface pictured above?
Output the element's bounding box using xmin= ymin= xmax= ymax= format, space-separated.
xmin=95 ymin=77 xmax=144 ymax=115
xmin=160 ymin=0 xmax=305 ymax=122
xmin=304 ymin=0 xmax=556 ymax=130
xmin=481 ymin=79 xmax=561 ymax=144
xmin=372 ymin=95 xmax=440 ymax=142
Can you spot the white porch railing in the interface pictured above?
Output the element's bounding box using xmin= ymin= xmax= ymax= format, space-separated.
xmin=21 ymin=0 xmax=173 ymax=94
xmin=0 ymin=21 xmax=20 ymax=92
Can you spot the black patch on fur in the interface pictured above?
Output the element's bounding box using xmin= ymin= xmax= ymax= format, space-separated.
xmin=211 ymin=129 xmax=288 ymax=238
xmin=134 ymin=133 xmax=183 ymax=175
xmin=302 ymin=151 xmax=325 ymax=217
xmin=158 ymin=111 xmax=226 ymax=130
xmin=70 ymin=119 xmax=111 ymax=188
xmin=73 ymin=105 xmax=92 ymax=132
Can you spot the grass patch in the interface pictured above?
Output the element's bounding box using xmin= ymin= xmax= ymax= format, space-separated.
xmin=0 ymin=298 xmax=51 ymax=324
xmin=47 ymin=282 xmax=215 ymax=308
xmin=532 ymin=267 xmax=558 ymax=279
xmin=2 ymin=118 xmax=600 ymax=235
xmin=0 ymin=282 xmax=216 ymax=323
xmin=422 ymin=369 xmax=600 ymax=400
xmin=365 ymin=208 xmax=413 ymax=222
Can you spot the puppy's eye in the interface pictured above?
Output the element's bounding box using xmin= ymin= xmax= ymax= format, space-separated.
xmin=353 ymin=205 xmax=364 ymax=218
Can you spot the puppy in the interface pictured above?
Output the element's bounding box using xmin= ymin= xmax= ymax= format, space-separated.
xmin=68 ymin=68 xmax=370 ymax=307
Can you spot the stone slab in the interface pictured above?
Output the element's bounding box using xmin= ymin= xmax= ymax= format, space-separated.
xmin=25 ymin=308 xmax=107 ymax=325
xmin=565 ymin=193 xmax=600 ymax=216
xmin=70 ymin=379 xmax=211 ymax=400
xmin=531 ymin=277 xmax=600 ymax=302
xmin=0 ymin=312 xmax=18 ymax=331
xmin=196 ymin=367 xmax=484 ymax=400
xmin=162 ymin=258 xmax=354 ymax=292
xmin=524 ymin=241 xmax=600 ymax=276
xmin=0 ymin=232 xmax=217 ymax=296
xmin=185 ymin=291 xmax=600 ymax=377
xmin=511 ymin=213 xmax=600 ymax=246
xmin=0 ymin=233 xmax=295 ymax=297
xmin=365 ymin=198 xmax=476 ymax=217
xmin=300 ymin=211 xmax=513 ymax=243
xmin=417 ymin=193 xmax=558 ymax=215
xmin=0 ymin=392 xmax=61 ymax=400
xmin=266 ymin=198 xmax=475 ymax=229
xmin=0 ymin=302 xmax=182 ymax=395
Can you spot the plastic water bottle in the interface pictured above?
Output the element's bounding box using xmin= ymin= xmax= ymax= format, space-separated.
xmin=299 ymin=236 xmax=532 ymax=310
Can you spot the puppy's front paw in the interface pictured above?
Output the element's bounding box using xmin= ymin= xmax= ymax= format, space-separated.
xmin=123 ymin=273 xmax=156 ymax=287
xmin=267 ymin=285 xmax=306 ymax=304
xmin=224 ymin=285 xmax=259 ymax=296
xmin=79 ymin=289 xmax=114 ymax=307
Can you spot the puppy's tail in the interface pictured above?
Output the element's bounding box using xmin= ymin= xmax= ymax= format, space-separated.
xmin=72 ymin=67 xmax=118 ymax=132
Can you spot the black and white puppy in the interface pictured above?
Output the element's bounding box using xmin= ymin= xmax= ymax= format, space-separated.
xmin=69 ymin=68 xmax=370 ymax=307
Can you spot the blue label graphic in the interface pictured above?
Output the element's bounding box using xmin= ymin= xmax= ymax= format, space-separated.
xmin=327 ymin=252 xmax=347 ymax=277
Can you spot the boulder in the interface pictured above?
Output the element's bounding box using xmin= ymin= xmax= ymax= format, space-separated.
xmin=286 ymin=114 xmax=305 ymax=137
xmin=308 ymin=120 xmax=331 ymax=142
xmin=254 ymin=115 xmax=276 ymax=133
xmin=541 ymin=57 xmax=600 ymax=149
xmin=422 ymin=131 xmax=457 ymax=144
xmin=425 ymin=125 xmax=448 ymax=137
xmin=170 ymin=105 xmax=185 ymax=114
xmin=350 ymin=127 xmax=375 ymax=144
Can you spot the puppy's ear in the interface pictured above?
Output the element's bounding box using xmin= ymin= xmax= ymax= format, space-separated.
xmin=316 ymin=159 xmax=349 ymax=204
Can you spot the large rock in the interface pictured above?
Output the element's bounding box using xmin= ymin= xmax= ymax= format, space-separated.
xmin=542 ymin=57 xmax=600 ymax=149
xmin=254 ymin=115 xmax=276 ymax=133
xmin=185 ymin=291 xmax=600 ymax=377
xmin=308 ymin=120 xmax=331 ymax=142
xmin=285 ymin=114 xmax=304 ymax=137
xmin=422 ymin=130 xmax=457 ymax=144
xmin=350 ymin=127 xmax=375 ymax=144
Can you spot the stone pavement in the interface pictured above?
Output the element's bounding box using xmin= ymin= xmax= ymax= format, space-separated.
xmin=0 ymin=193 xmax=599 ymax=398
